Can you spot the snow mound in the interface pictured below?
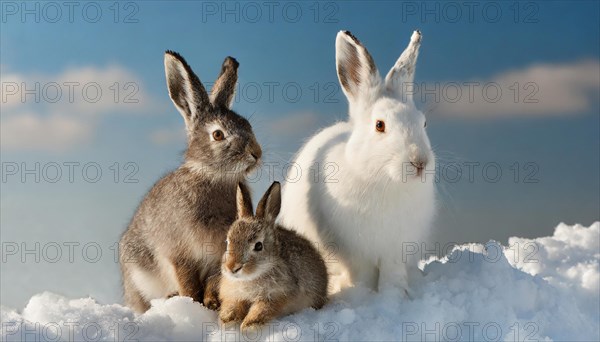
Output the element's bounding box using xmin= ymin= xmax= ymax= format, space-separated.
xmin=2 ymin=222 xmax=598 ymax=341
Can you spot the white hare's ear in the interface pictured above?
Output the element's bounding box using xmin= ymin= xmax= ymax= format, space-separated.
xmin=210 ymin=56 xmax=239 ymax=109
xmin=164 ymin=51 xmax=211 ymax=131
xmin=384 ymin=30 xmax=422 ymax=103
xmin=336 ymin=31 xmax=380 ymax=107
xmin=256 ymin=182 xmax=281 ymax=222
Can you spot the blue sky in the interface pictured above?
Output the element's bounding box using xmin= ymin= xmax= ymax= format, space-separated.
xmin=1 ymin=1 xmax=599 ymax=307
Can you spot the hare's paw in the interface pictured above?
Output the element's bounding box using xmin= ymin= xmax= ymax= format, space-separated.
xmin=203 ymin=273 xmax=221 ymax=310
xmin=203 ymin=293 xmax=220 ymax=311
xmin=219 ymin=301 xmax=249 ymax=326
xmin=240 ymin=317 xmax=266 ymax=332
xmin=219 ymin=312 xmax=240 ymax=328
xmin=219 ymin=308 xmax=240 ymax=324
xmin=240 ymin=300 xmax=278 ymax=331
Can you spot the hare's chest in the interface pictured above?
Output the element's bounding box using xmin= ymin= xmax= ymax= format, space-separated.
xmin=222 ymin=277 xmax=290 ymax=302
xmin=220 ymin=279 xmax=258 ymax=301
xmin=189 ymin=193 xmax=236 ymax=226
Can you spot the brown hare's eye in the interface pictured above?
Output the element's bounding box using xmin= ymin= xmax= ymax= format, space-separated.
xmin=375 ymin=120 xmax=385 ymax=133
xmin=212 ymin=130 xmax=224 ymax=141
xmin=254 ymin=242 xmax=263 ymax=251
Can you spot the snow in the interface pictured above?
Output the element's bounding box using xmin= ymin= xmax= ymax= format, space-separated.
xmin=2 ymin=222 xmax=598 ymax=341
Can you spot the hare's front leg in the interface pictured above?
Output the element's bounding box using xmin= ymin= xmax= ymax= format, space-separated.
xmin=203 ymin=273 xmax=221 ymax=310
xmin=219 ymin=299 xmax=250 ymax=326
xmin=347 ymin=257 xmax=379 ymax=290
xmin=240 ymin=298 xmax=285 ymax=331
xmin=378 ymin=260 xmax=412 ymax=297
xmin=122 ymin=271 xmax=151 ymax=313
xmin=172 ymin=258 xmax=203 ymax=302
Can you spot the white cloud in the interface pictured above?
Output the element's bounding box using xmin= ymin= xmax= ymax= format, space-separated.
xmin=267 ymin=111 xmax=320 ymax=137
xmin=149 ymin=127 xmax=186 ymax=146
xmin=1 ymin=112 xmax=92 ymax=152
xmin=1 ymin=64 xmax=161 ymax=152
xmin=425 ymin=60 xmax=600 ymax=118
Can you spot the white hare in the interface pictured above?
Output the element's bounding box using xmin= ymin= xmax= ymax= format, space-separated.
xmin=279 ymin=30 xmax=435 ymax=293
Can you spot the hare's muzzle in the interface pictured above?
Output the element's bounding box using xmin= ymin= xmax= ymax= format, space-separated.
xmin=410 ymin=159 xmax=427 ymax=176
xmin=248 ymin=139 xmax=262 ymax=162
xmin=226 ymin=260 xmax=243 ymax=274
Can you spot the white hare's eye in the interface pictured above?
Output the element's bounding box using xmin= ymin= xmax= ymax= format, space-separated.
xmin=212 ymin=130 xmax=225 ymax=141
xmin=375 ymin=120 xmax=385 ymax=133
xmin=424 ymin=120 xmax=427 ymax=128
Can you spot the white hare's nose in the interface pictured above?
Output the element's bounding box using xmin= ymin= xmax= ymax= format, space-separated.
xmin=409 ymin=158 xmax=427 ymax=176
xmin=408 ymin=144 xmax=422 ymax=161
xmin=408 ymin=144 xmax=428 ymax=175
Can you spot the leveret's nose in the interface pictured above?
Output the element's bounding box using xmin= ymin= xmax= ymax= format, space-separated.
xmin=227 ymin=262 xmax=243 ymax=274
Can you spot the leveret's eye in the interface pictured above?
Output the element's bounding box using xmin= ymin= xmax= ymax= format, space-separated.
xmin=212 ymin=130 xmax=225 ymax=141
xmin=254 ymin=242 xmax=263 ymax=252
xmin=375 ymin=120 xmax=385 ymax=133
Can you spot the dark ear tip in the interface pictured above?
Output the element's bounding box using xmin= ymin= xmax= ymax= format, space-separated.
xmin=224 ymin=56 xmax=239 ymax=69
xmin=165 ymin=50 xmax=188 ymax=65
xmin=165 ymin=50 xmax=180 ymax=58
xmin=341 ymin=30 xmax=360 ymax=44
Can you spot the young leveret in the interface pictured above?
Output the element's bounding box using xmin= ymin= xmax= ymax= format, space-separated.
xmin=119 ymin=51 xmax=262 ymax=313
xmin=218 ymin=182 xmax=328 ymax=330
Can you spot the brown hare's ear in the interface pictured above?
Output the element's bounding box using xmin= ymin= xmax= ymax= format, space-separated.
xmin=210 ymin=56 xmax=239 ymax=109
xmin=164 ymin=50 xmax=211 ymax=133
xmin=384 ymin=30 xmax=422 ymax=103
xmin=336 ymin=31 xmax=381 ymax=112
xmin=256 ymin=182 xmax=281 ymax=222
xmin=236 ymin=183 xmax=253 ymax=219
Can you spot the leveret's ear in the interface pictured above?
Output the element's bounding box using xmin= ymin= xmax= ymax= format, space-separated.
xmin=210 ymin=56 xmax=239 ymax=109
xmin=336 ymin=31 xmax=380 ymax=108
xmin=384 ymin=30 xmax=422 ymax=103
xmin=236 ymin=183 xmax=253 ymax=219
xmin=256 ymin=182 xmax=281 ymax=222
xmin=164 ymin=51 xmax=211 ymax=132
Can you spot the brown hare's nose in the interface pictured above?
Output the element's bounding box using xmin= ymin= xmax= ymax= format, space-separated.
xmin=251 ymin=146 xmax=262 ymax=161
xmin=248 ymin=139 xmax=262 ymax=162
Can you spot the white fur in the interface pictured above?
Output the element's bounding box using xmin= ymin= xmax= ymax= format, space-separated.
xmin=131 ymin=256 xmax=179 ymax=300
xmin=279 ymin=30 xmax=435 ymax=292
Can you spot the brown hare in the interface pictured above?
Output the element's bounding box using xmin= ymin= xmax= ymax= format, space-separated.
xmin=218 ymin=182 xmax=328 ymax=330
xmin=119 ymin=51 xmax=262 ymax=313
